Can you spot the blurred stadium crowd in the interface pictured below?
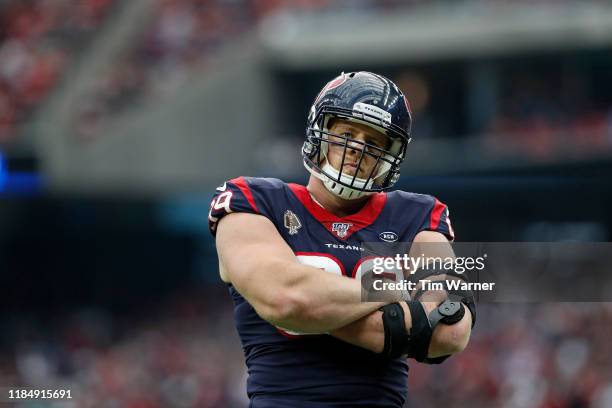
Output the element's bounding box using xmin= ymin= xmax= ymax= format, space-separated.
xmin=71 ymin=0 xmax=612 ymax=148
xmin=1 ymin=291 xmax=248 ymax=408
xmin=4 ymin=0 xmax=610 ymax=154
xmin=71 ymin=0 xmax=411 ymax=137
xmin=0 ymin=0 xmax=115 ymax=142
xmin=485 ymin=72 xmax=612 ymax=160
xmin=2 ymin=295 xmax=612 ymax=408
xmin=410 ymin=304 xmax=612 ymax=408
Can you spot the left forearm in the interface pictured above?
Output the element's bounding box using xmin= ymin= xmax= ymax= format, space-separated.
xmin=331 ymin=231 xmax=473 ymax=358
xmin=330 ymin=301 xmax=472 ymax=357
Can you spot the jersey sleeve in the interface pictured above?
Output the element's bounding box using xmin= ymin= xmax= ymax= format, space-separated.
xmin=208 ymin=177 xmax=261 ymax=236
xmin=419 ymin=197 xmax=455 ymax=241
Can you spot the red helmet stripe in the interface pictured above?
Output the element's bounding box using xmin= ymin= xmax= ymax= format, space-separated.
xmin=402 ymin=94 xmax=412 ymax=115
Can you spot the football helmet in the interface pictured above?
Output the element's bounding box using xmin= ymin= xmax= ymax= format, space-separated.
xmin=302 ymin=71 xmax=412 ymax=200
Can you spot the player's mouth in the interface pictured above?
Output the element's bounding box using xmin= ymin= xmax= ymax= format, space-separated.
xmin=343 ymin=163 xmax=365 ymax=177
xmin=343 ymin=163 xmax=359 ymax=174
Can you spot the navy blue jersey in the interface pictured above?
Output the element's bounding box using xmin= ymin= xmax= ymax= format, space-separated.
xmin=209 ymin=177 xmax=454 ymax=408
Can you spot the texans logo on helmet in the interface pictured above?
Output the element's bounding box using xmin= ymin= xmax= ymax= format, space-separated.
xmin=314 ymin=72 xmax=348 ymax=103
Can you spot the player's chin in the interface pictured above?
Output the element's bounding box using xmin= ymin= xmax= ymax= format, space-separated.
xmin=352 ymin=170 xmax=374 ymax=180
xmin=353 ymin=168 xmax=374 ymax=179
xmin=342 ymin=167 xmax=357 ymax=176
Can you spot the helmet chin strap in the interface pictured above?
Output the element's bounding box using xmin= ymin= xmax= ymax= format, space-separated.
xmin=320 ymin=162 xmax=373 ymax=200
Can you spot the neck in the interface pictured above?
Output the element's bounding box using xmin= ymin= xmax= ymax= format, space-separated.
xmin=306 ymin=176 xmax=371 ymax=217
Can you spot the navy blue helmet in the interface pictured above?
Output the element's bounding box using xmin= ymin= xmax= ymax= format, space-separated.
xmin=302 ymin=71 xmax=412 ymax=200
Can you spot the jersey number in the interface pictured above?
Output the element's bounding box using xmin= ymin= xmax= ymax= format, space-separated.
xmin=208 ymin=191 xmax=233 ymax=229
xmin=276 ymin=254 xmax=397 ymax=337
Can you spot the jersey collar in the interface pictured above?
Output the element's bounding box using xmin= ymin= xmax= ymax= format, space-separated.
xmin=288 ymin=183 xmax=387 ymax=240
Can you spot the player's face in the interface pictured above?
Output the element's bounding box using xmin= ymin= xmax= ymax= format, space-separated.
xmin=325 ymin=118 xmax=391 ymax=180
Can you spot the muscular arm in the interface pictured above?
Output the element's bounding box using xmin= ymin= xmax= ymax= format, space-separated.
xmin=216 ymin=212 xmax=396 ymax=333
xmin=331 ymin=296 xmax=472 ymax=357
xmin=330 ymin=230 xmax=473 ymax=358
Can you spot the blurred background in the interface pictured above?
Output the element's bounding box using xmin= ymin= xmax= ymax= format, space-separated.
xmin=1 ymin=0 xmax=612 ymax=407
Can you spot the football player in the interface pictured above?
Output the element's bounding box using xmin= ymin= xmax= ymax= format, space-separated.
xmin=209 ymin=71 xmax=475 ymax=408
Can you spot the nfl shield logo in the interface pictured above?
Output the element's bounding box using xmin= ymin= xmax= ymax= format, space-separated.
xmin=331 ymin=222 xmax=352 ymax=238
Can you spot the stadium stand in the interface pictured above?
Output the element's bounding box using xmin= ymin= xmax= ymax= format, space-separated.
xmin=0 ymin=0 xmax=116 ymax=143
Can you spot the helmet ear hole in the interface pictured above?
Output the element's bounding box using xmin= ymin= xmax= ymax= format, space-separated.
xmin=390 ymin=171 xmax=400 ymax=185
xmin=302 ymin=141 xmax=315 ymax=156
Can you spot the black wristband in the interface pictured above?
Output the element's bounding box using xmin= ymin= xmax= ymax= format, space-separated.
xmin=380 ymin=303 xmax=409 ymax=358
xmin=405 ymin=301 xmax=432 ymax=362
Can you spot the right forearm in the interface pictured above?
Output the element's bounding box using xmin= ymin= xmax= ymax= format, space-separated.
xmin=265 ymin=260 xmax=387 ymax=333
xmin=330 ymin=310 xmax=385 ymax=353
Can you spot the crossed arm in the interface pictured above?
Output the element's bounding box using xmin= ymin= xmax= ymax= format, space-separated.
xmin=330 ymin=232 xmax=473 ymax=357
xmin=216 ymin=212 xmax=472 ymax=359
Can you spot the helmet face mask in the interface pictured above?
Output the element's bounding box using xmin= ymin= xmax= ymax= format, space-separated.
xmin=306 ymin=119 xmax=403 ymax=192
xmin=302 ymin=71 xmax=412 ymax=200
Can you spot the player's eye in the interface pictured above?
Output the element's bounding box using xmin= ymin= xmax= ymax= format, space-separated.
xmin=366 ymin=139 xmax=385 ymax=151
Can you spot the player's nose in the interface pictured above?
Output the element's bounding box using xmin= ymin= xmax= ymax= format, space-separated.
xmin=346 ymin=133 xmax=367 ymax=153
